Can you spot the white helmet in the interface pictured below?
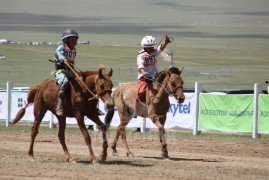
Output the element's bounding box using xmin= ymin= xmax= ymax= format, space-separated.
xmin=141 ymin=35 xmax=157 ymax=48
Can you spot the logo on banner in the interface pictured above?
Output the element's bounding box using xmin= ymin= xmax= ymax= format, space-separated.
xmin=169 ymin=102 xmax=191 ymax=117
xmin=18 ymin=98 xmax=23 ymax=108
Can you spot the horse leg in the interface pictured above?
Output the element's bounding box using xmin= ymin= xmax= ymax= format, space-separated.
xmin=57 ymin=116 xmax=74 ymax=162
xmin=111 ymin=124 xmax=121 ymax=156
xmin=150 ymin=114 xmax=169 ymax=159
xmin=28 ymin=117 xmax=43 ymax=162
xmin=120 ymin=121 xmax=134 ymax=158
xmin=76 ymin=116 xmax=98 ymax=163
xmin=87 ymin=115 xmax=108 ymax=162
xmin=111 ymin=120 xmax=133 ymax=157
xmin=29 ymin=96 xmax=47 ymax=161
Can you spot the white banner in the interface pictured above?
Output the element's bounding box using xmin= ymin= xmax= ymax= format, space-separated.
xmin=0 ymin=91 xmax=7 ymax=120
xmin=11 ymin=91 xmax=50 ymax=123
xmin=98 ymin=93 xmax=196 ymax=130
xmin=1 ymin=91 xmax=195 ymax=129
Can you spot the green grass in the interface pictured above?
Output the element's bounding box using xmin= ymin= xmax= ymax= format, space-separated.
xmin=1 ymin=123 xmax=269 ymax=144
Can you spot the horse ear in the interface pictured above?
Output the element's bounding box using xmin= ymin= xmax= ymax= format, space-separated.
xmin=107 ymin=68 xmax=113 ymax=77
xmin=164 ymin=67 xmax=171 ymax=76
xmin=98 ymin=68 xmax=103 ymax=77
xmin=180 ymin=67 xmax=184 ymax=75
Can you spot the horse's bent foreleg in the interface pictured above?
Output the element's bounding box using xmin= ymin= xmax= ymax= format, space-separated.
xmin=76 ymin=117 xmax=98 ymax=163
xmin=88 ymin=115 xmax=108 ymax=162
xmin=151 ymin=115 xmax=169 ymax=159
xmin=57 ymin=117 xmax=73 ymax=162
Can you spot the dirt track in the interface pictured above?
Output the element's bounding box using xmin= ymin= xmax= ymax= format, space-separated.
xmin=1 ymin=126 xmax=269 ymax=180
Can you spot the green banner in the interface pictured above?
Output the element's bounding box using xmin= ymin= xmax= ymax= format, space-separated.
xmin=258 ymin=94 xmax=269 ymax=133
xmin=199 ymin=94 xmax=254 ymax=132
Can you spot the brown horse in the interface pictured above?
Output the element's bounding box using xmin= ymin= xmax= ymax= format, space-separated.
xmin=105 ymin=67 xmax=185 ymax=159
xmin=11 ymin=68 xmax=113 ymax=163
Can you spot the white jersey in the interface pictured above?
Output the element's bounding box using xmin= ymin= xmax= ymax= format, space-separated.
xmin=137 ymin=45 xmax=162 ymax=79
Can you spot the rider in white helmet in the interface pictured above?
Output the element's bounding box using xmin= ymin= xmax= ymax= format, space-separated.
xmin=133 ymin=35 xmax=172 ymax=118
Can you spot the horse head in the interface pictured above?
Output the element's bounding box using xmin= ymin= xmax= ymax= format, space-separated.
xmin=166 ymin=67 xmax=185 ymax=104
xmin=94 ymin=68 xmax=114 ymax=110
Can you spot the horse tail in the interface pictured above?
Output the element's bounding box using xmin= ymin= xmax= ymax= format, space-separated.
xmin=11 ymin=85 xmax=40 ymax=126
xmin=27 ymin=85 xmax=40 ymax=103
xmin=104 ymin=107 xmax=115 ymax=127
xmin=10 ymin=103 xmax=31 ymax=126
xmin=104 ymin=94 xmax=115 ymax=127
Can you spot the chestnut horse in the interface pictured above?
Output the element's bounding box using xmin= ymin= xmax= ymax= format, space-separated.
xmin=105 ymin=67 xmax=185 ymax=159
xmin=11 ymin=68 xmax=113 ymax=163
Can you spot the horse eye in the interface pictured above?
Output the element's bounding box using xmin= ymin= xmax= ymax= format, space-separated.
xmin=171 ymin=82 xmax=176 ymax=87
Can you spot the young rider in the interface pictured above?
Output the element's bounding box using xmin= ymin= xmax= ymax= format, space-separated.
xmin=54 ymin=29 xmax=78 ymax=116
xmin=133 ymin=35 xmax=172 ymax=118
xmin=54 ymin=29 xmax=105 ymax=117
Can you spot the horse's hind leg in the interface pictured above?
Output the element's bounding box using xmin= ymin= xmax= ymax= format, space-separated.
xmin=88 ymin=114 xmax=108 ymax=162
xmin=28 ymin=98 xmax=47 ymax=161
xmin=112 ymin=120 xmax=133 ymax=157
xmin=57 ymin=116 xmax=74 ymax=162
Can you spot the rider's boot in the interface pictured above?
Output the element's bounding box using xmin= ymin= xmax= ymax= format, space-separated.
xmin=56 ymin=91 xmax=64 ymax=116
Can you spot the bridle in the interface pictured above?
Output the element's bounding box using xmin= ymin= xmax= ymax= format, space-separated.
xmin=167 ymin=82 xmax=183 ymax=98
xmin=144 ymin=72 xmax=183 ymax=99
xmin=94 ymin=75 xmax=113 ymax=100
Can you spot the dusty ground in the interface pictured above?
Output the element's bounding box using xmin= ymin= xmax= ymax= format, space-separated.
xmin=0 ymin=125 xmax=269 ymax=180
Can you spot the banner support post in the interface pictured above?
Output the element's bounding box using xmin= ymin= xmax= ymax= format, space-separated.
xmin=193 ymin=82 xmax=202 ymax=135
xmin=252 ymin=83 xmax=262 ymax=139
xmin=6 ymin=81 xmax=14 ymax=127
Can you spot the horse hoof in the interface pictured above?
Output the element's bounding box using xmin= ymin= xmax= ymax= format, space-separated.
xmin=163 ymin=157 xmax=170 ymax=160
xmin=127 ymin=152 xmax=134 ymax=158
xmin=29 ymin=157 xmax=35 ymax=162
xmin=161 ymin=153 xmax=169 ymax=160
xmin=69 ymin=160 xmax=77 ymax=163
xmin=100 ymin=155 xmax=107 ymax=162
xmin=112 ymin=152 xmax=118 ymax=156
xmin=112 ymin=150 xmax=118 ymax=156
xmin=91 ymin=157 xmax=100 ymax=164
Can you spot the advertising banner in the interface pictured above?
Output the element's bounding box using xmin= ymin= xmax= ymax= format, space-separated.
xmin=98 ymin=93 xmax=196 ymax=129
xmin=11 ymin=91 xmax=51 ymax=123
xmin=0 ymin=91 xmax=7 ymax=120
xmin=199 ymin=93 xmax=254 ymax=132
xmin=5 ymin=91 xmax=195 ymax=129
xmin=258 ymin=94 xmax=269 ymax=133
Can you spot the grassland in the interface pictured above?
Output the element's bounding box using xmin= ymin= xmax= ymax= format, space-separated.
xmin=0 ymin=0 xmax=269 ymax=90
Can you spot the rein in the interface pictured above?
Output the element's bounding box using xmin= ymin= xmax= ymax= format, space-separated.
xmin=144 ymin=75 xmax=175 ymax=97
xmin=50 ymin=59 xmax=110 ymax=101
xmin=65 ymin=62 xmax=98 ymax=101
xmin=167 ymin=83 xmax=183 ymax=97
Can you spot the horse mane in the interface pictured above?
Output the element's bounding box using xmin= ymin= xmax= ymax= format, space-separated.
xmin=77 ymin=71 xmax=97 ymax=82
xmin=157 ymin=67 xmax=181 ymax=83
xmin=168 ymin=67 xmax=181 ymax=75
xmin=78 ymin=69 xmax=111 ymax=82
